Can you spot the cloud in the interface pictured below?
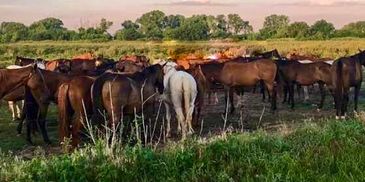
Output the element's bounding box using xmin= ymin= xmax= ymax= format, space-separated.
xmin=275 ymin=0 xmax=365 ymax=7
xmin=156 ymin=0 xmax=235 ymax=6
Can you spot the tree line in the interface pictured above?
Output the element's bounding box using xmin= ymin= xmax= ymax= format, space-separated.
xmin=1 ymin=10 xmax=365 ymax=43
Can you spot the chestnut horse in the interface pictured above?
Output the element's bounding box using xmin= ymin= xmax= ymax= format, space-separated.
xmin=278 ymin=60 xmax=332 ymax=109
xmin=115 ymin=60 xmax=146 ymax=73
xmin=331 ymin=49 xmax=365 ymax=119
xmin=58 ymin=76 xmax=96 ymax=147
xmin=200 ymin=59 xmax=278 ymax=113
xmin=91 ymin=64 xmax=164 ymax=138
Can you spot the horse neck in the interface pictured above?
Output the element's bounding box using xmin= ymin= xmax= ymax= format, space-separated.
xmin=0 ymin=67 xmax=32 ymax=97
xmin=43 ymin=70 xmax=70 ymax=92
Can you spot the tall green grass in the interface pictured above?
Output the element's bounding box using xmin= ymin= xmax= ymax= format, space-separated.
xmin=1 ymin=119 xmax=365 ymax=181
xmin=1 ymin=39 xmax=365 ymax=67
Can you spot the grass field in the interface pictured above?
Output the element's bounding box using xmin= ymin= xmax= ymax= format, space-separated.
xmin=1 ymin=39 xmax=365 ymax=66
xmin=1 ymin=40 xmax=365 ymax=181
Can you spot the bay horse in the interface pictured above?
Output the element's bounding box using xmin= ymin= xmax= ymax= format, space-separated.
xmin=58 ymin=76 xmax=96 ymax=147
xmin=91 ymin=64 xmax=164 ymax=139
xmin=161 ymin=62 xmax=197 ymax=139
xmin=20 ymin=70 xmax=70 ymax=144
xmin=200 ymin=59 xmax=278 ymax=114
xmin=115 ymin=60 xmax=146 ymax=73
xmin=331 ymin=49 xmax=365 ymax=119
xmin=278 ymin=60 xmax=333 ymax=109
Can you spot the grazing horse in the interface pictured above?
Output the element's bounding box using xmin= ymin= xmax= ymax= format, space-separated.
xmin=278 ymin=60 xmax=332 ymax=109
xmin=331 ymin=49 xmax=365 ymax=119
xmin=91 ymin=64 xmax=164 ymax=137
xmin=20 ymin=70 xmax=70 ymax=144
xmin=200 ymin=59 xmax=278 ymax=113
xmin=161 ymin=62 xmax=197 ymax=139
xmin=58 ymin=76 xmax=96 ymax=147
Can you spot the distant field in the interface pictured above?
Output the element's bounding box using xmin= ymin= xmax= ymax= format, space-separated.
xmin=1 ymin=39 xmax=365 ymax=66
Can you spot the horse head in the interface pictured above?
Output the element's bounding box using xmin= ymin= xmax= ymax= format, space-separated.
xmin=358 ymin=48 xmax=365 ymax=65
xmin=145 ymin=64 xmax=165 ymax=94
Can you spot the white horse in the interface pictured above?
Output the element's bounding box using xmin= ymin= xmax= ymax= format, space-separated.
xmin=160 ymin=61 xmax=198 ymax=139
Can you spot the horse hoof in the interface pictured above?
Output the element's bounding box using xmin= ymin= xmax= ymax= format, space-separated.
xmin=354 ymin=111 xmax=359 ymax=117
xmin=316 ymin=109 xmax=321 ymax=112
xmin=341 ymin=116 xmax=346 ymax=120
xmin=335 ymin=116 xmax=340 ymax=120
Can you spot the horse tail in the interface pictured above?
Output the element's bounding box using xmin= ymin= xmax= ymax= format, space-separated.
xmin=335 ymin=60 xmax=344 ymax=116
xmin=91 ymin=73 xmax=109 ymax=124
xmin=57 ymin=83 xmax=71 ymax=143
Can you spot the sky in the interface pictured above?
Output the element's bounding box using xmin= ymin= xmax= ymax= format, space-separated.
xmin=0 ymin=0 xmax=365 ymax=32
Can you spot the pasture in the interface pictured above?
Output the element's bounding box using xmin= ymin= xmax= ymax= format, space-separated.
xmin=1 ymin=40 xmax=365 ymax=181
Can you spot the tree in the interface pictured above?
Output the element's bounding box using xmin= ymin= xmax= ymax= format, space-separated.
xmin=0 ymin=22 xmax=28 ymax=42
xmin=259 ymin=14 xmax=289 ymax=39
xmin=115 ymin=20 xmax=141 ymax=40
xmin=287 ymin=22 xmax=310 ymax=39
xmin=98 ymin=18 xmax=113 ymax=33
xmin=137 ymin=10 xmax=166 ymax=40
xmin=336 ymin=21 xmax=365 ymax=38
xmin=310 ymin=19 xmax=335 ymax=39
xmin=78 ymin=18 xmax=113 ymax=41
xmin=175 ymin=15 xmax=210 ymax=40
xmin=28 ymin=17 xmax=68 ymax=40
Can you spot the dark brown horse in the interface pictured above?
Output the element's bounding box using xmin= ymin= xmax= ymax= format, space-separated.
xmin=331 ymin=49 xmax=365 ymax=119
xmin=279 ymin=60 xmax=332 ymax=109
xmin=199 ymin=59 xmax=278 ymax=113
xmin=252 ymin=49 xmax=282 ymax=60
xmin=20 ymin=70 xmax=70 ymax=144
xmin=91 ymin=64 xmax=164 ymax=136
xmin=15 ymin=56 xmax=45 ymax=66
xmin=58 ymin=76 xmax=96 ymax=147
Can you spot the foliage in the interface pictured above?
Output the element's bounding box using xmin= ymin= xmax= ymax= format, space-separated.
xmin=1 ymin=120 xmax=365 ymax=181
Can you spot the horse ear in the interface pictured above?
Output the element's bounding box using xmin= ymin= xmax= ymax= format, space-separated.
xmin=359 ymin=48 xmax=363 ymax=52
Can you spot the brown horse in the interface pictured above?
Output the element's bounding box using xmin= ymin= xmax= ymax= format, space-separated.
xmin=252 ymin=49 xmax=282 ymax=60
xmin=58 ymin=76 xmax=96 ymax=147
xmin=279 ymin=60 xmax=332 ymax=109
xmin=115 ymin=60 xmax=146 ymax=73
xmin=331 ymin=49 xmax=365 ymax=119
xmin=20 ymin=69 xmax=70 ymax=144
xmin=200 ymin=59 xmax=278 ymax=113
xmin=185 ymin=64 xmax=207 ymax=126
xmin=91 ymin=64 xmax=164 ymax=137
xmin=119 ymin=55 xmax=150 ymax=68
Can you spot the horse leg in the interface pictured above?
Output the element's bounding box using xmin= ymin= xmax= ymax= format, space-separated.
xmin=164 ymin=102 xmax=172 ymax=138
xmin=282 ymin=85 xmax=288 ymax=104
xmin=303 ymin=86 xmax=310 ymax=103
xmin=184 ymin=89 xmax=196 ymax=135
xmin=71 ymin=113 xmax=83 ymax=148
xmin=260 ymin=81 xmax=266 ymax=102
xmin=354 ymin=84 xmax=361 ymax=113
xmin=341 ymin=90 xmax=349 ymax=119
xmin=318 ymin=83 xmax=326 ymax=110
xmin=264 ymin=81 xmax=277 ymax=112
xmin=289 ymin=83 xmax=295 ymax=109
xmin=38 ymin=104 xmax=51 ymax=144
xmin=8 ymin=101 xmax=16 ymax=121
xmin=229 ymin=88 xmax=235 ymax=114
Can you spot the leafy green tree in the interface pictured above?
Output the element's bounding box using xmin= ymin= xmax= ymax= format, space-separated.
xmin=287 ymin=22 xmax=310 ymax=39
xmin=309 ymin=19 xmax=335 ymax=39
xmin=336 ymin=21 xmax=365 ymax=38
xmin=175 ymin=15 xmax=209 ymax=40
xmin=259 ymin=14 xmax=289 ymax=39
xmin=115 ymin=20 xmax=141 ymax=40
xmin=137 ymin=10 xmax=166 ymax=40
xmin=28 ymin=17 xmax=68 ymax=40
xmin=0 ymin=22 xmax=28 ymax=42
xmin=78 ymin=18 xmax=113 ymax=41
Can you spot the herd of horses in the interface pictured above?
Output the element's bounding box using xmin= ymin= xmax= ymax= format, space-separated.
xmin=0 ymin=49 xmax=365 ymax=148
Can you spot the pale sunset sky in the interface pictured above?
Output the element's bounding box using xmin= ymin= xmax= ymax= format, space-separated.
xmin=0 ymin=0 xmax=364 ymax=32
